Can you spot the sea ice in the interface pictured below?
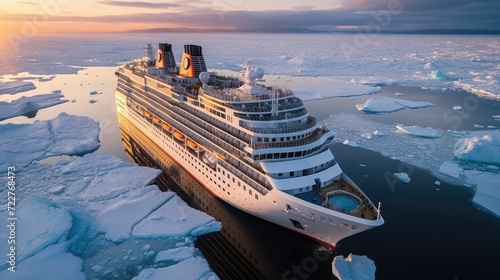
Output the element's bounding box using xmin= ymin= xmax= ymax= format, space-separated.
xmin=323 ymin=113 xmax=500 ymax=218
xmin=0 ymin=112 xmax=100 ymax=172
xmin=134 ymin=257 xmax=216 ymax=280
xmin=394 ymin=173 xmax=411 ymax=183
xmin=0 ymin=242 xmax=84 ymax=280
xmin=155 ymin=246 xmax=196 ymax=262
xmin=0 ymin=80 xmax=36 ymax=95
xmin=332 ymin=254 xmax=376 ymax=280
xmin=396 ymin=125 xmax=441 ymax=138
xmin=0 ymin=91 xmax=68 ymax=121
xmin=454 ymin=131 xmax=500 ymax=164
xmin=356 ymin=96 xmax=432 ymax=114
xmin=0 ymin=114 xmax=221 ymax=278
xmin=439 ymin=161 xmax=500 ymax=218
xmin=132 ymin=196 xmax=222 ymax=238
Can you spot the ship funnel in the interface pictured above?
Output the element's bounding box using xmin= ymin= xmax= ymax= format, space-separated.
xmin=155 ymin=43 xmax=176 ymax=72
xmin=179 ymin=44 xmax=207 ymax=78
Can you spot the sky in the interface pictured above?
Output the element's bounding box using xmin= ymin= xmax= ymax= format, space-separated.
xmin=0 ymin=0 xmax=499 ymax=37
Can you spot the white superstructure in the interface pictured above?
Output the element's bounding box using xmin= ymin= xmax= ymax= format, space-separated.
xmin=114 ymin=43 xmax=384 ymax=248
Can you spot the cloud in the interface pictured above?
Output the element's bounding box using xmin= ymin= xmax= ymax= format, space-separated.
xmin=98 ymin=1 xmax=181 ymax=9
xmin=3 ymin=1 xmax=500 ymax=32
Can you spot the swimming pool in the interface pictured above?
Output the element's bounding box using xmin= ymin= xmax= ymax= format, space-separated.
xmin=327 ymin=193 xmax=361 ymax=212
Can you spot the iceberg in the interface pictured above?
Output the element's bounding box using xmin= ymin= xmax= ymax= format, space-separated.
xmin=356 ymin=96 xmax=432 ymax=114
xmin=454 ymin=131 xmax=500 ymax=164
xmin=0 ymin=91 xmax=68 ymax=121
xmin=332 ymin=254 xmax=376 ymax=280
xmin=430 ymin=70 xmax=449 ymax=80
xmin=396 ymin=125 xmax=441 ymax=138
xmin=394 ymin=172 xmax=411 ymax=183
xmin=0 ymin=80 xmax=36 ymax=95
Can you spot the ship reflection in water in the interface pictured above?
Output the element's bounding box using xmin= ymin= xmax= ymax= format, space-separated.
xmin=118 ymin=114 xmax=336 ymax=279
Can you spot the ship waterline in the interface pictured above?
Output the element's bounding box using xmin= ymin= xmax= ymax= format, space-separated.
xmin=114 ymin=43 xmax=384 ymax=248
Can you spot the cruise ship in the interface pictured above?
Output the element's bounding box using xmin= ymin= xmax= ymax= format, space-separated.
xmin=114 ymin=43 xmax=384 ymax=249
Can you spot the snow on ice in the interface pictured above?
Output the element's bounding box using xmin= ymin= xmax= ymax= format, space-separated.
xmin=332 ymin=253 xmax=376 ymax=280
xmin=323 ymin=113 xmax=500 ymax=218
xmin=0 ymin=81 xmax=36 ymax=95
xmin=0 ymin=114 xmax=221 ymax=279
xmin=0 ymin=91 xmax=68 ymax=121
xmin=356 ymin=96 xmax=432 ymax=114
xmin=0 ymin=112 xmax=99 ymax=172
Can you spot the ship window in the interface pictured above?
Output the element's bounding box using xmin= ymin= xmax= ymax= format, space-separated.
xmin=280 ymin=153 xmax=286 ymax=158
xmin=287 ymin=137 xmax=290 ymax=141
xmin=238 ymin=182 xmax=241 ymax=187
xmin=273 ymin=153 xmax=279 ymax=159
xmin=264 ymin=138 xmax=269 ymax=142
xmin=290 ymin=171 xmax=294 ymax=176
xmin=255 ymin=194 xmax=258 ymax=200
xmin=299 ymin=188 xmax=302 ymax=192
xmin=257 ymin=138 xmax=262 ymax=142
xmin=266 ymin=154 xmax=272 ymax=159
xmin=280 ymin=137 xmax=284 ymax=141
xmin=295 ymin=152 xmax=301 ymax=157
xmin=290 ymin=219 xmax=304 ymax=230
xmin=278 ymin=173 xmax=282 ymax=176
xmin=249 ymin=189 xmax=252 ymax=195
xmin=272 ymin=138 xmax=276 ymax=142
xmin=243 ymin=186 xmax=246 ymax=191
xmin=222 ymin=170 xmax=225 ymax=175
xmin=288 ymin=152 xmax=294 ymax=157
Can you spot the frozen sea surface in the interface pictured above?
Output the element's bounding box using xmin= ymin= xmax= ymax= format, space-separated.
xmin=0 ymin=115 xmax=221 ymax=279
xmin=1 ymin=33 xmax=498 ymax=100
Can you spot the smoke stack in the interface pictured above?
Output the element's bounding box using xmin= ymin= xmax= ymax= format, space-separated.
xmin=156 ymin=43 xmax=176 ymax=70
xmin=179 ymin=44 xmax=207 ymax=78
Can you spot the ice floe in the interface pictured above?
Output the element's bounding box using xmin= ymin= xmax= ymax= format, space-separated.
xmin=332 ymin=253 xmax=376 ymax=280
xmin=0 ymin=91 xmax=68 ymax=121
xmin=356 ymin=96 xmax=432 ymax=114
xmin=0 ymin=112 xmax=99 ymax=172
xmin=396 ymin=125 xmax=441 ymax=138
xmin=0 ymin=81 xmax=36 ymax=95
xmin=439 ymin=161 xmax=500 ymax=218
xmin=324 ymin=113 xmax=500 ymax=218
xmin=0 ymin=114 xmax=221 ymax=278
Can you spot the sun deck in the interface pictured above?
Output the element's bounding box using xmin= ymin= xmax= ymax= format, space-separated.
xmin=294 ymin=178 xmax=378 ymax=220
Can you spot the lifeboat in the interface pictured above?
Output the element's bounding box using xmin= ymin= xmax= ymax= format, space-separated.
xmin=173 ymin=131 xmax=185 ymax=141
xmin=187 ymin=139 xmax=198 ymax=149
xmin=162 ymin=123 xmax=172 ymax=131
xmin=153 ymin=116 xmax=161 ymax=124
xmin=144 ymin=111 xmax=152 ymax=119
